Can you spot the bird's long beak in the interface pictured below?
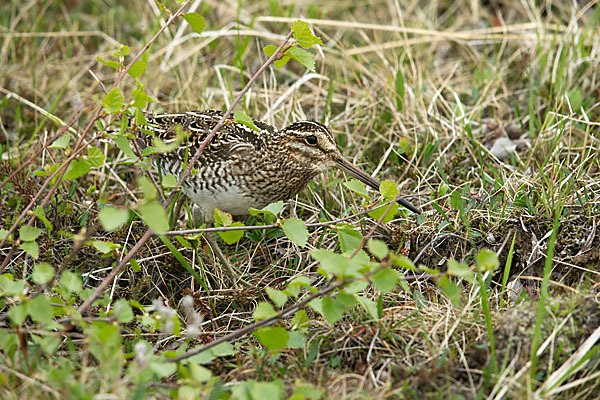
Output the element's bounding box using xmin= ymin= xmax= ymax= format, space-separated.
xmin=335 ymin=156 xmax=421 ymax=214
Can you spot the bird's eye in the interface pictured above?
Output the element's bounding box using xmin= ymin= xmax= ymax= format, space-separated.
xmin=305 ymin=135 xmax=318 ymax=145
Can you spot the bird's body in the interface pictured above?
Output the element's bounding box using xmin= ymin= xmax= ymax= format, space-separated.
xmin=133 ymin=110 xmax=420 ymax=221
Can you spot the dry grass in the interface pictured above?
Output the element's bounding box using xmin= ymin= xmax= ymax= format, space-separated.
xmin=1 ymin=0 xmax=600 ymax=398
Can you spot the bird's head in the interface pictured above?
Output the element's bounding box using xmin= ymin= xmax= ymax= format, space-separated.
xmin=281 ymin=120 xmax=382 ymax=185
xmin=281 ymin=120 xmax=421 ymax=214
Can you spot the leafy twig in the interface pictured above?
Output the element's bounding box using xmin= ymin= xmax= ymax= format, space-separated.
xmin=162 ymin=197 xmax=409 ymax=236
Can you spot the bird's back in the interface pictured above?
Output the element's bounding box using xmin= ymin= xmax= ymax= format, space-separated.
xmin=133 ymin=110 xmax=306 ymax=220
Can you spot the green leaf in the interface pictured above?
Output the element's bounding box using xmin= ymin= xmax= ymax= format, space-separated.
xmin=19 ymin=241 xmax=39 ymax=259
xmin=253 ymin=302 xmax=277 ymax=320
xmin=233 ymin=111 xmax=259 ymax=132
xmin=130 ymin=258 xmax=141 ymax=272
xmin=450 ymin=190 xmax=463 ymax=210
xmin=372 ymin=268 xmax=399 ymax=293
xmin=367 ymin=239 xmax=388 ymax=260
xmin=32 ymin=263 xmax=55 ymax=285
xmin=49 ymin=133 xmax=71 ymax=149
xmin=138 ymin=176 xmax=157 ymax=200
xmin=218 ymin=222 xmax=244 ymax=245
xmin=377 ymin=294 xmax=384 ymax=318
xmin=291 ymin=384 xmax=324 ymax=400
xmin=183 ymin=12 xmax=206 ymax=34
xmin=368 ymin=202 xmax=398 ymax=224
xmin=161 ymin=174 xmax=178 ymax=188
xmin=113 ymin=299 xmax=134 ymax=323
xmin=338 ymin=228 xmax=362 ymax=253
xmin=0 ymin=229 xmax=10 ymax=240
xmin=150 ymin=135 xmax=182 ymax=154
xmin=356 ymin=295 xmax=378 ymax=320
xmin=336 ymin=291 xmax=356 ymax=308
xmin=308 ymin=297 xmax=323 ymax=314
xmin=149 ymin=361 xmax=177 ymax=378
xmin=288 ymin=275 xmax=311 ymax=288
xmin=0 ymin=275 xmax=26 ymax=296
xmin=33 ymin=335 xmax=61 ymax=355
xmin=34 ymin=206 xmax=53 ymax=231
xmin=379 ymin=180 xmax=398 ymax=201
xmin=249 ymin=200 xmax=284 ymax=217
xmin=188 ymin=362 xmax=212 ymax=383
xmin=286 ymin=331 xmax=306 ymax=349
xmin=291 ymin=309 xmax=309 ymax=332
xmin=476 ymin=249 xmax=499 ymax=272
xmin=132 ymin=87 xmax=156 ymax=108
xmin=438 ymin=276 xmax=462 ymax=307
xmin=103 ymin=87 xmax=124 ymax=114
xmin=113 ymin=45 xmax=130 ymax=57
xmin=7 ymin=304 xmax=27 ymax=325
xmin=310 ymin=249 xmax=349 ymax=277
xmin=391 ymin=254 xmax=416 ymax=270
xmin=264 ymin=45 xmax=291 ymax=68
xmin=96 ymin=56 xmax=120 ymax=70
xmin=189 ymin=342 xmax=235 ymax=364
xmin=289 ymin=47 xmax=315 ymax=72
xmin=567 ymin=88 xmax=582 ymax=112
xmin=232 ymin=380 xmax=284 ymax=400
xmin=266 ymin=287 xmax=288 ymax=308
xmin=281 ymin=218 xmax=308 ymax=248
xmin=27 ymin=295 xmax=53 ymax=324
xmin=213 ymin=208 xmax=233 ymax=227
xmin=138 ymin=201 xmax=169 ymax=234
xmin=128 ymin=52 xmax=149 ymax=78
xmin=253 ymin=326 xmax=289 ymax=351
xmin=98 ymin=207 xmax=130 ymax=232
xmin=60 ymin=270 xmax=82 ymax=295
xmin=211 ymin=342 xmax=235 ymax=357
xmin=292 ymin=20 xmax=324 ymax=48
xmin=395 ymin=68 xmax=405 ymax=111
xmin=89 ymin=240 xmax=116 ymax=254
xmin=438 ymin=181 xmax=450 ymax=197
xmin=87 ymin=147 xmax=105 ymax=168
xmin=19 ymin=226 xmax=42 ymax=241
xmin=135 ymin=107 xmax=146 ymax=125
xmin=285 ymin=276 xmax=311 ymax=297
xmin=447 ymin=259 xmax=475 ymax=283
xmin=112 ymin=135 xmax=138 ymax=161
xmin=343 ymin=279 xmax=369 ymax=294
xmin=343 ymin=179 xmax=369 ymax=198
xmin=62 ymin=159 xmax=91 ymax=181
xmin=320 ymin=296 xmax=346 ymax=324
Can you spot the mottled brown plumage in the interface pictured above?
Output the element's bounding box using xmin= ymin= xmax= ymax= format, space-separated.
xmin=134 ymin=110 xmax=420 ymax=222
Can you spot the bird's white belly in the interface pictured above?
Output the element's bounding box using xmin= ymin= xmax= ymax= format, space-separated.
xmin=183 ymin=185 xmax=258 ymax=219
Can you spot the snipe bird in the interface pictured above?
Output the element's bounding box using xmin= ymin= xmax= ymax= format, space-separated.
xmin=132 ymin=110 xmax=420 ymax=287
xmin=133 ymin=110 xmax=421 ymax=221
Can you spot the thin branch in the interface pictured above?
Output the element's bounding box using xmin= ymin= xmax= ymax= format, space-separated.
xmin=166 ymin=276 xmax=347 ymax=363
xmin=162 ymin=198 xmax=404 ymax=236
